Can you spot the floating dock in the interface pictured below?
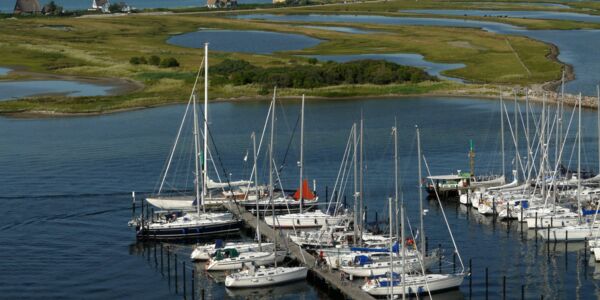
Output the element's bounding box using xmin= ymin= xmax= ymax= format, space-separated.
xmin=223 ymin=202 xmax=375 ymax=300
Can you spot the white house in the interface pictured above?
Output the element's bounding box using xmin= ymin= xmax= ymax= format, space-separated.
xmin=91 ymin=0 xmax=110 ymax=13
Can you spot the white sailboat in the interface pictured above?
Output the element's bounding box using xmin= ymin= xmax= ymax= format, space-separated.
xmin=266 ymin=95 xmax=349 ymax=228
xmin=225 ymin=91 xmax=308 ymax=288
xmin=191 ymin=241 xmax=275 ymax=261
xmin=135 ymin=44 xmax=241 ymax=239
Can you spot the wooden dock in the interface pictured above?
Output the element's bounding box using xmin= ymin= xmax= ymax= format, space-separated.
xmin=223 ymin=202 xmax=375 ymax=300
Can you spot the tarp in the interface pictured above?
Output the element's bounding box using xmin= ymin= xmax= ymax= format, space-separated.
xmin=354 ymin=255 xmax=373 ymax=266
xmin=293 ymin=179 xmax=316 ymax=200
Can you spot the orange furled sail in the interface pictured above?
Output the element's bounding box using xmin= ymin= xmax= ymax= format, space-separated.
xmin=293 ymin=179 xmax=315 ymax=200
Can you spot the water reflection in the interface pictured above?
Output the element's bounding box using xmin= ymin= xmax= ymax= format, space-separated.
xmin=0 ymin=80 xmax=116 ymax=100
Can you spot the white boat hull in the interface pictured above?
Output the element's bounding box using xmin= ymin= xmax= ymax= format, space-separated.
xmin=341 ymin=256 xmax=435 ymax=277
xmin=191 ymin=242 xmax=275 ymax=261
xmin=265 ymin=211 xmax=348 ymax=228
xmin=362 ymin=274 xmax=464 ymax=296
xmin=225 ymin=267 xmax=307 ymax=288
xmin=206 ymin=251 xmax=285 ymax=271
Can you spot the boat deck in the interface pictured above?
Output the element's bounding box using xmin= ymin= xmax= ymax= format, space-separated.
xmin=223 ymin=202 xmax=375 ymax=300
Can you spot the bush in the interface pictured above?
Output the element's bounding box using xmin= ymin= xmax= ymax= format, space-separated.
xmin=148 ymin=55 xmax=161 ymax=66
xmin=211 ymin=59 xmax=437 ymax=89
xmin=159 ymin=57 xmax=180 ymax=68
xmin=109 ymin=3 xmax=123 ymax=13
xmin=307 ymin=58 xmax=318 ymax=65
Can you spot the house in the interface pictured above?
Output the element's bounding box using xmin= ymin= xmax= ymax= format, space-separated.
xmin=207 ymin=0 xmax=237 ymax=9
xmin=91 ymin=0 xmax=110 ymax=13
xmin=13 ymin=0 xmax=41 ymax=14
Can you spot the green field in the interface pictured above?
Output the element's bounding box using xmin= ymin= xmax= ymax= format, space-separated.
xmin=0 ymin=0 xmax=577 ymax=115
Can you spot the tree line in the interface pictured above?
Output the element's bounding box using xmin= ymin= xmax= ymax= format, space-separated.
xmin=211 ymin=59 xmax=437 ymax=89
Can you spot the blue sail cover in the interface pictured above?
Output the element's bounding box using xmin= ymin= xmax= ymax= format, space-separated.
xmin=354 ymin=255 xmax=373 ymax=265
xmin=215 ymin=239 xmax=224 ymax=249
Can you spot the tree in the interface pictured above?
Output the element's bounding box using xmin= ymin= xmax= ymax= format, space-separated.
xmin=159 ymin=57 xmax=180 ymax=68
xmin=109 ymin=3 xmax=123 ymax=13
xmin=148 ymin=55 xmax=161 ymax=66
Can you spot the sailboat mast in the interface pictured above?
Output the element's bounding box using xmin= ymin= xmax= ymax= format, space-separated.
xmin=359 ymin=115 xmax=364 ymax=242
xmin=578 ymin=93 xmax=582 ymax=221
xmin=353 ymin=123 xmax=358 ymax=245
xmin=269 ymin=89 xmax=277 ymax=267
xmin=388 ymin=197 xmax=393 ymax=300
xmin=526 ymin=90 xmax=531 ymax=177
xmin=252 ymin=132 xmax=261 ymax=249
xmin=416 ymin=126 xmax=425 ymax=258
xmin=193 ymin=94 xmax=201 ymax=216
xmin=597 ymin=85 xmax=600 ymax=174
xmin=394 ymin=122 xmax=400 ymax=242
xmin=299 ymin=95 xmax=305 ymax=214
xmin=501 ymin=96 xmax=505 ymax=177
xmin=400 ymin=203 xmax=406 ymax=300
xmin=202 ymin=43 xmax=209 ymax=213
xmin=514 ymin=91 xmax=519 ymax=181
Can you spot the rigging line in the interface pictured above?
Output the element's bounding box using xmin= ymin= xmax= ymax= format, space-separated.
xmin=423 ymin=155 xmax=465 ymax=274
xmin=277 ymin=112 xmax=301 ymax=180
xmin=329 ymin=124 xmax=355 ymax=214
xmin=157 ymin=57 xmax=205 ymax=194
xmin=404 ymin=212 xmax=434 ymax=299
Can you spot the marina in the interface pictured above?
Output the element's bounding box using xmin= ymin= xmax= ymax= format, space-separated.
xmin=4 ymin=2 xmax=600 ymax=299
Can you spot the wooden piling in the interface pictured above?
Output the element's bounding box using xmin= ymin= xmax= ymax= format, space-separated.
xmin=183 ymin=261 xmax=187 ymax=300
xmin=175 ymin=253 xmax=178 ymax=293
xmin=191 ymin=268 xmax=195 ymax=300
xmin=485 ymin=267 xmax=489 ymax=300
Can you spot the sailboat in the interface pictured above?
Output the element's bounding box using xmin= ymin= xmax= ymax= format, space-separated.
xmin=362 ymin=126 xmax=466 ymax=297
xmin=225 ymin=91 xmax=308 ymax=288
xmin=265 ymin=95 xmax=349 ymax=228
xmin=135 ymin=44 xmax=241 ymax=239
xmin=191 ymin=240 xmax=275 ymax=261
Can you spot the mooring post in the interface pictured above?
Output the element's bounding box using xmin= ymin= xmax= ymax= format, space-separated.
xmin=325 ymin=186 xmax=328 ymax=202
xmin=535 ymin=212 xmax=538 ymax=244
xmin=502 ymin=275 xmax=506 ymax=300
xmin=160 ymin=243 xmax=164 ymax=274
xmin=520 ymin=204 xmax=523 ymax=235
xmin=565 ymin=231 xmax=568 ymax=267
xmin=201 ymin=288 xmax=205 ymax=300
xmin=167 ymin=248 xmax=171 ymax=285
xmin=426 ymin=236 xmax=429 ymax=253
xmin=151 ymin=208 xmax=154 ymax=222
xmin=453 ymin=252 xmax=456 ymax=273
xmin=585 ymin=238 xmax=588 ymax=263
xmin=485 ymin=267 xmax=489 ymax=300
xmin=183 ymin=261 xmax=187 ymax=300
xmin=521 ymin=285 xmax=525 ymax=300
xmin=175 ymin=254 xmax=178 ymax=293
xmin=154 ymin=242 xmax=157 ymax=266
xmin=191 ymin=268 xmax=196 ymax=300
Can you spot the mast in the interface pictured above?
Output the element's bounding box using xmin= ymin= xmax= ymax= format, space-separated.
xmin=193 ymin=93 xmax=201 ymax=216
xmin=252 ymin=132 xmax=260 ymax=249
xmin=202 ymin=43 xmax=209 ymax=213
xmin=400 ymin=203 xmax=406 ymax=300
xmin=300 ymin=95 xmax=305 ymax=214
xmin=269 ymin=89 xmax=277 ymax=266
xmin=388 ymin=197 xmax=393 ymax=300
xmin=578 ymin=93 xmax=582 ymax=221
xmin=353 ymin=123 xmax=358 ymax=245
xmin=393 ymin=122 xmax=400 ymax=242
xmin=526 ymin=89 xmax=531 ymax=178
xmin=501 ymin=96 xmax=505 ymax=178
xmin=416 ymin=125 xmax=425 ymax=258
xmin=514 ymin=90 xmax=519 ymax=182
xmin=597 ymin=85 xmax=600 ymax=175
xmin=359 ymin=114 xmax=364 ymax=243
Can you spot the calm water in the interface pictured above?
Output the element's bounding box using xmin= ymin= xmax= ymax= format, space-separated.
xmin=301 ymin=25 xmax=373 ymax=34
xmin=0 ymin=80 xmax=117 ymax=100
xmin=2 ymin=97 xmax=600 ymax=298
xmin=404 ymin=9 xmax=600 ymax=24
xmin=167 ymin=30 xmax=321 ymax=54
xmin=236 ymin=13 xmax=600 ymax=96
xmin=0 ymin=0 xmax=270 ymax=12
xmin=0 ymin=67 xmax=10 ymax=76
xmin=307 ymin=53 xmax=465 ymax=82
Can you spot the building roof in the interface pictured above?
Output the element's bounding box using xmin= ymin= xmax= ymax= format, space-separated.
xmin=14 ymin=0 xmax=41 ymax=13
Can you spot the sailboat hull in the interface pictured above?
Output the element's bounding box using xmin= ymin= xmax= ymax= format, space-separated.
xmin=362 ymin=274 xmax=465 ymax=296
xmin=225 ymin=267 xmax=307 ymax=288
xmin=137 ymin=219 xmax=242 ymax=239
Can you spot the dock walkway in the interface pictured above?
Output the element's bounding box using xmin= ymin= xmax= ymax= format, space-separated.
xmin=223 ymin=202 xmax=375 ymax=300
